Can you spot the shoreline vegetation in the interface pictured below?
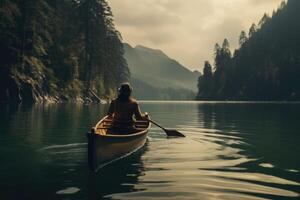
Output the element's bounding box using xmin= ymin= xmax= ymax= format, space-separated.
xmin=0 ymin=0 xmax=129 ymax=104
xmin=196 ymin=0 xmax=300 ymax=101
xmin=1 ymin=1 xmax=299 ymax=104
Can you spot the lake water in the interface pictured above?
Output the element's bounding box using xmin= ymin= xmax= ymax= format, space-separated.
xmin=0 ymin=101 xmax=300 ymax=200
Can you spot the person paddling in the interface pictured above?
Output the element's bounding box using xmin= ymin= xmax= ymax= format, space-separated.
xmin=107 ymin=83 xmax=148 ymax=134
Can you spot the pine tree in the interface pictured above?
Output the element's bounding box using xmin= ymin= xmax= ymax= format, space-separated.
xmin=248 ymin=23 xmax=257 ymax=38
xmin=258 ymin=13 xmax=270 ymax=28
xmin=0 ymin=0 xmax=21 ymax=102
xmin=197 ymin=0 xmax=300 ymax=101
xmin=0 ymin=0 xmax=129 ymax=103
xmin=239 ymin=31 xmax=247 ymax=46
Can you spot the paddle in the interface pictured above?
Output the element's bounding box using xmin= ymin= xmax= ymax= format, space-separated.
xmin=148 ymin=119 xmax=185 ymax=137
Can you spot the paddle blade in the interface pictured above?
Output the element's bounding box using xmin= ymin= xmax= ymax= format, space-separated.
xmin=164 ymin=129 xmax=185 ymax=137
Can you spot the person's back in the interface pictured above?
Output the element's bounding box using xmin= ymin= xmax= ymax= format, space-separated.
xmin=109 ymin=98 xmax=143 ymax=123
xmin=107 ymin=83 xmax=146 ymax=133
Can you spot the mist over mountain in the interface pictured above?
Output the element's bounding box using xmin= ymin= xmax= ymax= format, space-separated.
xmin=124 ymin=43 xmax=199 ymax=100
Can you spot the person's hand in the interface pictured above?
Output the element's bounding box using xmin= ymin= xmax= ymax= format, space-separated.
xmin=107 ymin=114 xmax=113 ymax=119
xmin=143 ymin=112 xmax=149 ymax=120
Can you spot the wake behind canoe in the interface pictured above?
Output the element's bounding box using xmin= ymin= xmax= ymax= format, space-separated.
xmin=87 ymin=116 xmax=151 ymax=172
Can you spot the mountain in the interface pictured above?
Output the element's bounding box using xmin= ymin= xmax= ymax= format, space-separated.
xmin=193 ymin=70 xmax=202 ymax=77
xmin=197 ymin=0 xmax=300 ymax=101
xmin=130 ymin=78 xmax=195 ymax=100
xmin=124 ymin=43 xmax=200 ymax=100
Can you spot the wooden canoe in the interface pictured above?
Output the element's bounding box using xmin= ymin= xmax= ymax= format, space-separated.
xmin=87 ymin=116 xmax=151 ymax=172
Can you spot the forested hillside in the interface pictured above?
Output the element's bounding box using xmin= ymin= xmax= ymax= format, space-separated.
xmin=197 ymin=0 xmax=300 ymax=101
xmin=130 ymin=78 xmax=195 ymax=100
xmin=124 ymin=43 xmax=199 ymax=100
xmin=0 ymin=0 xmax=129 ymax=103
xmin=124 ymin=43 xmax=199 ymax=91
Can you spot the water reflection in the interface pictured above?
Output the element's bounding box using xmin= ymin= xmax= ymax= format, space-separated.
xmin=0 ymin=102 xmax=300 ymax=200
xmin=42 ymin=143 xmax=148 ymax=200
xmin=0 ymin=103 xmax=149 ymax=200
xmin=86 ymin=146 xmax=147 ymax=200
xmin=196 ymin=103 xmax=300 ymax=199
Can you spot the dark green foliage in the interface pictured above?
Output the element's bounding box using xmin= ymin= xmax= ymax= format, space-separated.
xmin=197 ymin=61 xmax=213 ymax=100
xmin=197 ymin=0 xmax=300 ymax=101
xmin=239 ymin=31 xmax=247 ymax=46
xmin=0 ymin=0 xmax=129 ymax=103
xmin=248 ymin=23 xmax=257 ymax=38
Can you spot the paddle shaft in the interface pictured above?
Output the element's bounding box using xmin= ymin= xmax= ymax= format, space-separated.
xmin=148 ymin=119 xmax=166 ymax=131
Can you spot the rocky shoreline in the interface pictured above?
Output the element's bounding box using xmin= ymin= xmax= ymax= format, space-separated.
xmin=0 ymin=85 xmax=110 ymax=105
xmin=0 ymin=73 xmax=111 ymax=104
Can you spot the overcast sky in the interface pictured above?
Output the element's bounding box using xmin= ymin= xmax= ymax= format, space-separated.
xmin=108 ymin=0 xmax=284 ymax=71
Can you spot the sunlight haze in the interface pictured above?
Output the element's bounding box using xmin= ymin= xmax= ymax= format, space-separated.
xmin=108 ymin=0 xmax=284 ymax=71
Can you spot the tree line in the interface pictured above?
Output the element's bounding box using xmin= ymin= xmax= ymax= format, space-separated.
xmin=0 ymin=0 xmax=129 ymax=103
xmin=197 ymin=0 xmax=300 ymax=101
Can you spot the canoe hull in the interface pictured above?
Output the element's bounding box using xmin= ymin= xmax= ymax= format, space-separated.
xmin=87 ymin=131 xmax=148 ymax=171
xmin=87 ymin=116 xmax=150 ymax=172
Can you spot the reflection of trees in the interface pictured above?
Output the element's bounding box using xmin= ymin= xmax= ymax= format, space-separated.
xmin=197 ymin=103 xmax=300 ymax=187
xmin=3 ymin=103 xmax=110 ymax=147
xmin=198 ymin=103 xmax=300 ymax=159
xmin=0 ymin=103 xmax=21 ymax=133
xmin=197 ymin=104 xmax=215 ymax=129
xmin=1 ymin=103 xmax=147 ymax=199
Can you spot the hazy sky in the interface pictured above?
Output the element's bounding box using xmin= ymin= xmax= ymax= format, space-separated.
xmin=108 ymin=0 xmax=284 ymax=71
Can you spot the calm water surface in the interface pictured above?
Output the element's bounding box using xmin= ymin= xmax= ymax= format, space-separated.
xmin=0 ymin=102 xmax=300 ymax=200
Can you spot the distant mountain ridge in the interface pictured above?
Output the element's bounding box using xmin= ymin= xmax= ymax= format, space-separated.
xmin=123 ymin=43 xmax=200 ymax=100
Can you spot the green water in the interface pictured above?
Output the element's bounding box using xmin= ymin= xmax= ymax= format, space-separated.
xmin=0 ymin=102 xmax=300 ymax=200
